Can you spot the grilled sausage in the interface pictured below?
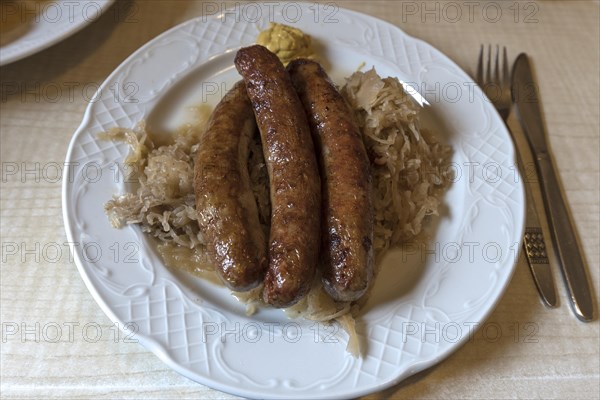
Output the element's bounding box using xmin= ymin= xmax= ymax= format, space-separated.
xmin=288 ymin=59 xmax=373 ymax=302
xmin=235 ymin=45 xmax=321 ymax=308
xmin=194 ymin=81 xmax=267 ymax=291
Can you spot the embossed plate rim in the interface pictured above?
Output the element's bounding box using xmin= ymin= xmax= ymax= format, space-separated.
xmin=0 ymin=0 xmax=115 ymax=66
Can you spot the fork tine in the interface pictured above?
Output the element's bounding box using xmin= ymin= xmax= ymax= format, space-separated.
xmin=494 ymin=45 xmax=500 ymax=88
xmin=485 ymin=44 xmax=492 ymax=86
xmin=502 ymin=46 xmax=509 ymax=90
xmin=476 ymin=44 xmax=484 ymax=85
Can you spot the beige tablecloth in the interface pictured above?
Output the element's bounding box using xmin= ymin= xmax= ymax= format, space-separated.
xmin=1 ymin=1 xmax=598 ymax=398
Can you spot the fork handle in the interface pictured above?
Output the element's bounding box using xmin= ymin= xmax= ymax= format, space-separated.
xmin=521 ymin=173 xmax=557 ymax=308
xmin=535 ymin=153 xmax=594 ymax=321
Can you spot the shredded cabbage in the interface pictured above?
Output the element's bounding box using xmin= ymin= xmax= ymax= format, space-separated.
xmin=341 ymin=68 xmax=452 ymax=258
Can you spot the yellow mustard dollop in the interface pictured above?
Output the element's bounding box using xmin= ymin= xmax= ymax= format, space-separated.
xmin=256 ymin=22 xmax=316 ymax=66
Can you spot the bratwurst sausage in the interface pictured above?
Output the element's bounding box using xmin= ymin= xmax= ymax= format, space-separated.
xmin=194 ymin=81 xmax=267 ymax=291
xmin=235 ymin=45 xmax=321 ymax=308
xmin=288 ymin=59 xmax=373 ymax=302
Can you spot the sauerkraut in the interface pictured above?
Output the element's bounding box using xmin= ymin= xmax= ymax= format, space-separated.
xmin=341 ymin=68 xmax=452 ymax=259
xmin=104 ymin=69 xmax=452 ymax=356
xmin=104 ymin=107 xmax=216 ymax=277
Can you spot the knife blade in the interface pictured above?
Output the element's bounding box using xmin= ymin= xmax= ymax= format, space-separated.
xmin=512 ymin=53 xmax=594 ymax=321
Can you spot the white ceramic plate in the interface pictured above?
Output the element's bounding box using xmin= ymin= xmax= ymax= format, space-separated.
xmin=0 ymin=0 xmax=114 ymax=66
xmin=62 ymin=4 xmax=524 ymax=399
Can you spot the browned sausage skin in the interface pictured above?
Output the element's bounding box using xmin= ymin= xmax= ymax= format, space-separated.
xmin=235 ymin=45 xmax=321 ymax=308
xmin=194 ymin=81 xmax=267 ymax=291
xmin=288 ymin=59 xmax=373 ymax=302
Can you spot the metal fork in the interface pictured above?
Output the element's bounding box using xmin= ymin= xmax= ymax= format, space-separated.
xmin=476 ymin=45 xmax=557 ymax=307
xmin=477 ymin=45 xmax=512 ymax=120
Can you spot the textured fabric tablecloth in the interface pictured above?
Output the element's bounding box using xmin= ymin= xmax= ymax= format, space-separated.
xmin=1 ymin=1 xmax=598 ymax=398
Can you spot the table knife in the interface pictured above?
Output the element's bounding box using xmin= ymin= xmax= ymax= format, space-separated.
xmin=512 ymin=53 xmax=594 ymax=321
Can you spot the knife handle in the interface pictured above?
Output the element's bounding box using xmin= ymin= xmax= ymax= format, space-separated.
xmin=535 ymin=153 xmax=594 ymax=321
